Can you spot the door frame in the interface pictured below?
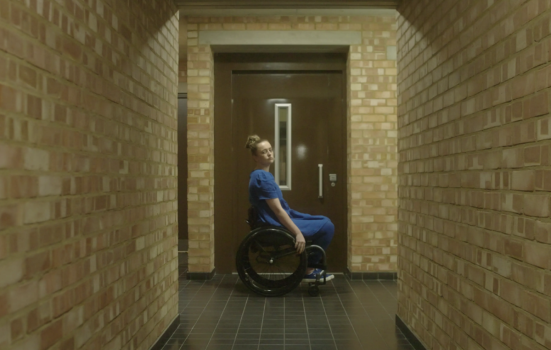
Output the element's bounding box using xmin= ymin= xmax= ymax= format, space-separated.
xmin=213 ymin=52 xmax=348 ymax=273
xmin=178 ymin=93 xmax=188 ymax=242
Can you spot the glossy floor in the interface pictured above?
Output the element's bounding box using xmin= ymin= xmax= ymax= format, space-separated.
xmin=162 ymin=255 xmax=415 ymax=350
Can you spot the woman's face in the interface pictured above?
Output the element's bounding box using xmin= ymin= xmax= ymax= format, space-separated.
xmin=253 ymin=141 xmax=274 ymax=166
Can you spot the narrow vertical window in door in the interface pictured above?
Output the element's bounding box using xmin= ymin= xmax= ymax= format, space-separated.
xmin=275 ymin=103 xmax=292 ymax=190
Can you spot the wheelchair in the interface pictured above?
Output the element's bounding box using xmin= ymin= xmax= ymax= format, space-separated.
xmin=235 ymin=207 xmax=329 ymax=297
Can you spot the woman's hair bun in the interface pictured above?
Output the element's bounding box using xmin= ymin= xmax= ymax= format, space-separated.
xmin=245 ymin=135 xmax=261 ymax=149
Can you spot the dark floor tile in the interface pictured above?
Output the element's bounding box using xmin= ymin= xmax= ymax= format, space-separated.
xmin=166 ymin=333 xmax=188 ymax=339
xmin=286 ymin=341 xmax=310 ymax=346
xmin=337 ymin=344 xmax=365 ymax=350
xmin=308 ymin=331 xmax=334 ymax=339
xmin=214 ymin=326 xmax=240 ymax=332
xmin=259 ymin=339 xmax=285 ymax=345
xmin=206 ymin=346 xmax=233 ymax=350
xmin=286 ymin=346 xmax=309 ymax=350
xmin=178 ymin=345 xmax=205 ymax=350
xmin=211 ymin=333 xmax=236 ymax=340
xmin=260 ymin=332 xmax=284 ymax=337
xmin=332 ymin=333 xmax=359 ymax=340
xmin=235 ymin=334 xmax=260 ymax=340
xmin=207 ymin=338 xmax=235 ymax=346
xmin=231 ymin=345 xmax=258 ymax=350
xmin=161 ymin=342 xmax=183 ymax=350
xmin=185 ymin=332 xmax=212 ymax=338
xmin=162 ymin=267 xmax=413 ymax=350
xmin=237 ymin=329 xmax=262 ymax=334
xmin=335 ymin=339 xmax=364 ymax=346
xmin=308 ymin=344 xmax=338 ymax=350
xmin=284 ymin=328 xmax=308 ymax=333
xmin=310 ymin=337 xmax=337 ymax=344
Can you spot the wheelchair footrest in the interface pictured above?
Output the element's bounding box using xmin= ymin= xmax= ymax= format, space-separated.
xmin=308 ymin=270 xmax=327 ymax=286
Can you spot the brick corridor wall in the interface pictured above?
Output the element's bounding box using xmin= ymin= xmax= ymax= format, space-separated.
xmin=397 ymin=0 xmax=551 ymax=349
xmin=185 ymin=34 xmax=214 ymax=273
xmin=185 ymin=14 xmax=398 ymax=273
xmin=0 ymin=0 xmax=179 ymax=349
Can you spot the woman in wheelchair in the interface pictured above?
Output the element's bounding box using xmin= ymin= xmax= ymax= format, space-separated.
xmin=244 ymin=135 xmax=334 ymax=285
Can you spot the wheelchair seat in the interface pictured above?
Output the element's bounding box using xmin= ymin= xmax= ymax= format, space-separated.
xmin=236 ymin=206 xmax=328 ymax=297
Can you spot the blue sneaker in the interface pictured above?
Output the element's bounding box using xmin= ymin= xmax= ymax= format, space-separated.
xmin=303 ymin=268 xmax=334 ymax=282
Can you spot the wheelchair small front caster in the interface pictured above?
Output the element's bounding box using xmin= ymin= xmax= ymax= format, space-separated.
xmin=308 ymin=284 xmax=319 ymax=296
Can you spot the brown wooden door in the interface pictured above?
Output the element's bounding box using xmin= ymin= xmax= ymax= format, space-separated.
xmin=214 ymin=54 xmax=347 ymax=273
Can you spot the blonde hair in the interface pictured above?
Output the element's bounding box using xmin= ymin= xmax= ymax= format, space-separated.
xmin=245 ymin=135 xmax=266 ymax=155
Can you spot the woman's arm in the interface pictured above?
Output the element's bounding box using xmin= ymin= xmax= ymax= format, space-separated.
xmin=265 ymin=198 xmax=306 ymax=254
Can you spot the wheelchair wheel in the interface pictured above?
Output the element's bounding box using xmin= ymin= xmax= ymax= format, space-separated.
xmin=236 ymin=227 xmax=307 ymax=297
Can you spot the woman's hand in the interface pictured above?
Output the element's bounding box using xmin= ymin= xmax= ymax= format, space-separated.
xmin=265 ymin=198 xmax=306 ymax=254
xmin=295 ymin=232 xmax=306 ymax=254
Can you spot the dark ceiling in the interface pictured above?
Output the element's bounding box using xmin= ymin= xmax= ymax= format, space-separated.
xmin=175 ymin=0 xmax=400 ymax=9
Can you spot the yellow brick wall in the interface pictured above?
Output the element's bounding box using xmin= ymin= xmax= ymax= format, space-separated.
xmin=0 ymin=0 xmax=179 ymax=349
xmin=397 ymin=1 xmax=551 ymax=349
xmin=186 ymin=14 xmax=398 ymax=273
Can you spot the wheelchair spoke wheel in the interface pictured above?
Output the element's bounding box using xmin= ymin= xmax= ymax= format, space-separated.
xmin=236 ymin=227 xmax=307 ymax=297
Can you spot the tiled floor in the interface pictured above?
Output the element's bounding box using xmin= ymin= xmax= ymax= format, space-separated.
xmin=163 ymin=249 xmax=415 ymax=350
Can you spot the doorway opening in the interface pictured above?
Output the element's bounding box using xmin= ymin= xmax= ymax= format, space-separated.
xmin=213 ymin=52 xmax=348 ymax=273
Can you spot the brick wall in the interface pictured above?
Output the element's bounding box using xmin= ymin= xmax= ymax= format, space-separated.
xmin=185 ymin=14 xmax=398 ymax=273
xmin=0 ymin=0 xmax=179 ymax=349
xmin=397 ymin=0 xmax=551 ymax=349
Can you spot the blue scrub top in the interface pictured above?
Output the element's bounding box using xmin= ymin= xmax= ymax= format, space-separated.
xmin=248 ymin=169 xmax=328 ymax=236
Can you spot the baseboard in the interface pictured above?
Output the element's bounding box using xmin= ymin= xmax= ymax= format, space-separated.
xmin=149 ymin=315 xmax=180 ymax=350
xmin=395 ymin=314 xmax=427 ymax=350
xmin=344 ymin=268 xmax=397 ymax=280
xmin=186 ymin=268 xmax=215 ymax=280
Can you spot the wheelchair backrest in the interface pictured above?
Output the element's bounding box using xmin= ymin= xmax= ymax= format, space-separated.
xmin=247 ymin=206 xmax=269 ymax=230
xmin=247 ymin=206 xmax=258 ymax=230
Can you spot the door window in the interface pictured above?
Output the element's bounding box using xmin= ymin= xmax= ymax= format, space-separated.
xmin=275 ymin=103 xmax=292 ymax=190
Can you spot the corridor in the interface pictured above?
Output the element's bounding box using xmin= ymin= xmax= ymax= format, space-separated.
xmin=3 ymin=0 xmax=550 ymax=349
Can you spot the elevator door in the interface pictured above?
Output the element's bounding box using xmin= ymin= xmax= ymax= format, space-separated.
xmin=214 ymin=55 xmax=347 ymax=273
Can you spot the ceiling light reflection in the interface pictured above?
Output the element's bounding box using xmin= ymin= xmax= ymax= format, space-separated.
xmin=297 ymin=144 xmax=307 ymax=160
